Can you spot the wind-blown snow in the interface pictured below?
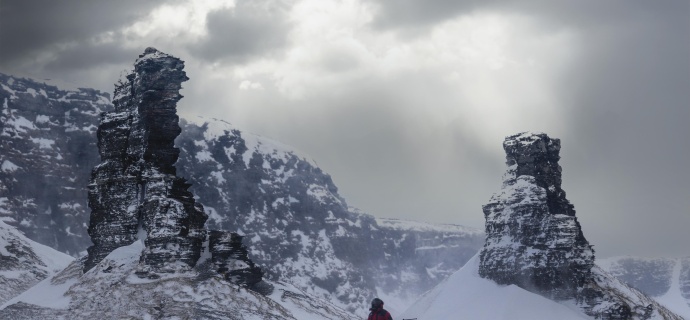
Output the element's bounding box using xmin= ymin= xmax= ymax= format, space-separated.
xmin=401 ymin=254 xmax=588 ymax=320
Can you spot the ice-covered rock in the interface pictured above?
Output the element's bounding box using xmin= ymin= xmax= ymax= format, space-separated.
xmin=479 ymin=132 xmax=594 ymax=300
xmin=478 ymin=132 xmax=680 ymax=319
xmin=83 ymin=47 xmax=208 ymax=273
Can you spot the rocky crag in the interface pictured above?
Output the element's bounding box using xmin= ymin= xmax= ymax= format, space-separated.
xmin=82 ymin=47 xmax=262 ymax=286
xmin=479 ymin=132 xmax=680 ymax=319
xmin=598 ymin=256 xmax=690 ymax=318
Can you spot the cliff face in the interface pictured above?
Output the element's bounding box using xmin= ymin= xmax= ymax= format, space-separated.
xmin=0 ymin=220 xmax=73 ymax=305
xmin=479 ymin=132 xmax=681 ymax=320
xmin=84 ymin=47 xmax=207 ymax=273
xmin=479 ymin=132 xmax=594 ymax=300
xmin=82 ymin=48 xmax=262 ymax=288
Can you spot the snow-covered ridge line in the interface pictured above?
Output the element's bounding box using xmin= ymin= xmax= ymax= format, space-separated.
xmin=375 ymin=217 xmax=483 ymax=235
xmin=181 ymin=115 xmax=318 ymax=168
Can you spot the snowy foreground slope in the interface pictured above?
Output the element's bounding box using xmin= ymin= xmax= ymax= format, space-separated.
xmin=0 ymin=220 xmax=73 ymax=305
xmin=401 ymin=254 xmax=589 ymax=320
xmin=598 ymin=257 xmax=690 ymax=318
xmin=0 ymin=239 xmax=357 ymax=320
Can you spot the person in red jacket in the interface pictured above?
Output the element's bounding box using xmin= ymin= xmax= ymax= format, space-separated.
xmin=368 ymin=298 xmax=393 ymax=320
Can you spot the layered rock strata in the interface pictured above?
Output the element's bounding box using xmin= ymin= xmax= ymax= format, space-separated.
xmin=82 ymin=48 xmax=262 ymax=289
xmin=479 ymin=132 xmax=680 ymax=319
xmin=84 ymin=47 xmax=206 ymax=273
xmin=479 ymin=132 xmax=594 ymax=299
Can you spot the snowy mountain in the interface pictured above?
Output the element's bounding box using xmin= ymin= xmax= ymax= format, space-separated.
xmin=0 ymin=73 xmax=108 ymax=255
xmin=175 ymin=116 xmax=484 ymax=314
xmin=405 ymin=132 xmax=681 ymax=319
xmin=1 ymin=48 xmax=357 ymax=320
xmin=0 ymin=219 xmax=73 ymax=305
xmin=598 ymin=256 xmax=690 ymax=318
xmin=0 ymin=48 xmax=484 ymax=316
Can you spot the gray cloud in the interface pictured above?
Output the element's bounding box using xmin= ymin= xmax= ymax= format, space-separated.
xmin=2 ymin=0 xmax=688 ymax=259
xmin=0 ymin=0 xmax=168 ymax=66
xmin=189 ymin=1 xmax=292 ymax=63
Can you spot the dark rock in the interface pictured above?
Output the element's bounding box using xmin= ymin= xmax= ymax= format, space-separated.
xmin=479 ymin=132 xmax=594 ymax=300
xmin=208 ymin=230 xmax=265 ymax=291
xmin=83 ymin=48 xmax=207 ymax=273
xmin=479 ymin=132 xmax=681 ymax=319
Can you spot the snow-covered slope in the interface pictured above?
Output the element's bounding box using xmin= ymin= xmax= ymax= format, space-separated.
xmin=0 ymin=239 xmax=357 ymax=319
xmin=598 ymin=256 xmax=690 ymax=318
xmin=401 ymin=254 xmax=589 ymax=319
xmin=0 ymin=219 xmax=73 ymax=305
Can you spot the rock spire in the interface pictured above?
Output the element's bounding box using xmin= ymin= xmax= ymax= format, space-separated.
xmin=83 ymin=48 xmax=262 ymax=290
xmin=479 ymin=132 xmax=680 ymax=319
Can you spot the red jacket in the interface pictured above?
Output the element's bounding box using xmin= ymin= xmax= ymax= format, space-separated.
xmin=368 ymin=308 xmax=392 ymax=320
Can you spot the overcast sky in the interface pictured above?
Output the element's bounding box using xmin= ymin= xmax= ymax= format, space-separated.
xmin=1 ymin=0 xmax=688 ymax=258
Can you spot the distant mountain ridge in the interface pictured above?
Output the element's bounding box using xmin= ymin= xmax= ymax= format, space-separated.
xmin=0 ymin=69 xmax=483 ymax=315
xmin=598 ymin=256 xmax=690 ymax=318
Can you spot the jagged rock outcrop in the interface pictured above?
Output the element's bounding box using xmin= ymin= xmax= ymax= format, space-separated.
xmin=84 ymin=47 xmax=207 ymax=273
xmin=479 ymin=132 xmax=681 ymax=319
xmin=81 ymin=48 xmax=262 ymax=292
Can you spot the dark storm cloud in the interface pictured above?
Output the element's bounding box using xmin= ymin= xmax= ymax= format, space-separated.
xmin=43 ymin=41 xmax=139 ymax=72
xmin=190 ymin=1 xmax=292 ymax=63
xmin=0 ymin=0 xmax=169 ymax=66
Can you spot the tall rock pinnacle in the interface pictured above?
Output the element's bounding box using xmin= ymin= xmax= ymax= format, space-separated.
xmin=84 ymin=48 xmax=208 ymax=272
xmin=478 ymin=132 xmax=680 ymax=319
xmin=479 ymin=132 xmax=594 ymax=299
